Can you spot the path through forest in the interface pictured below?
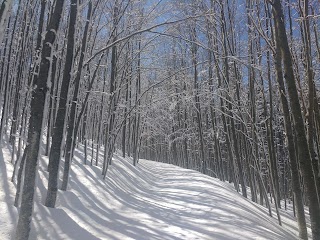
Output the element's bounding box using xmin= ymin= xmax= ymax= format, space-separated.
xmin=0 ymin=141 xmax=307 ymax=239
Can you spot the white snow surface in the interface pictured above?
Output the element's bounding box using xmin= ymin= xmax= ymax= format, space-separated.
xmin=0 ymin=142 xmax=308 ymax=239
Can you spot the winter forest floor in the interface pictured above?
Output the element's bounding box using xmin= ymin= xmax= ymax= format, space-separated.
xmin=0 ymin=139 xmax=312 ymax=240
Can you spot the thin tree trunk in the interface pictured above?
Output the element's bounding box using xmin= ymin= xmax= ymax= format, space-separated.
xmin=45 ymin=0 xmax=77 ymax=208
xmin=61 ymin=1 xmax=92 ymax=191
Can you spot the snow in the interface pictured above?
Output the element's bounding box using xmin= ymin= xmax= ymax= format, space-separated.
xmin=0 ymin=144 xmax=18 ymax=240
xmin=0 ymin=140 xmax=309 ymax=239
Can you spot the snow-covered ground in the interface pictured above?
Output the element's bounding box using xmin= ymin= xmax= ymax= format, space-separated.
xmin=0 ymin=140 xmax=309 ymax=239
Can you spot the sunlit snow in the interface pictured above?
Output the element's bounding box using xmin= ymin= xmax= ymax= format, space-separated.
xmin=0 ymin=140 xmax=308 ymax=239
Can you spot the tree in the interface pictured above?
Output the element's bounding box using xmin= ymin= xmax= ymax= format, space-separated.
xmin=15 ymin=0 xmax=65 ymax=238
xmin=271 ymin=0 xmax=320 ymax=238
xmin=45 ymin=0 xmax=78 ymax=208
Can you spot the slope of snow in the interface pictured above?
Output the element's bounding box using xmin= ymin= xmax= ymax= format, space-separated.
xmin=0 ymin=141 xmax=306 ymax=239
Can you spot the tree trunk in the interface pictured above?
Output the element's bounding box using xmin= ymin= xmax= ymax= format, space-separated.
xmin=61 ymin=1 xmax=92 ymax=191
xmin=272 ymin=1 xmax=320 ymax=238
xmin=45 ymin=0 xmax=77 ymax=208
xmin=15 ymin=1 xmax=64 ymax=239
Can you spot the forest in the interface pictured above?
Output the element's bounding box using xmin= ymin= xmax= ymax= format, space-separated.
xmin=0 ymin=0 xmax=320 ymax=239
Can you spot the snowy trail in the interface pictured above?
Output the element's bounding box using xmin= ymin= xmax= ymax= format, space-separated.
xmin=1 ymin=144 xmax=302 ymax=239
